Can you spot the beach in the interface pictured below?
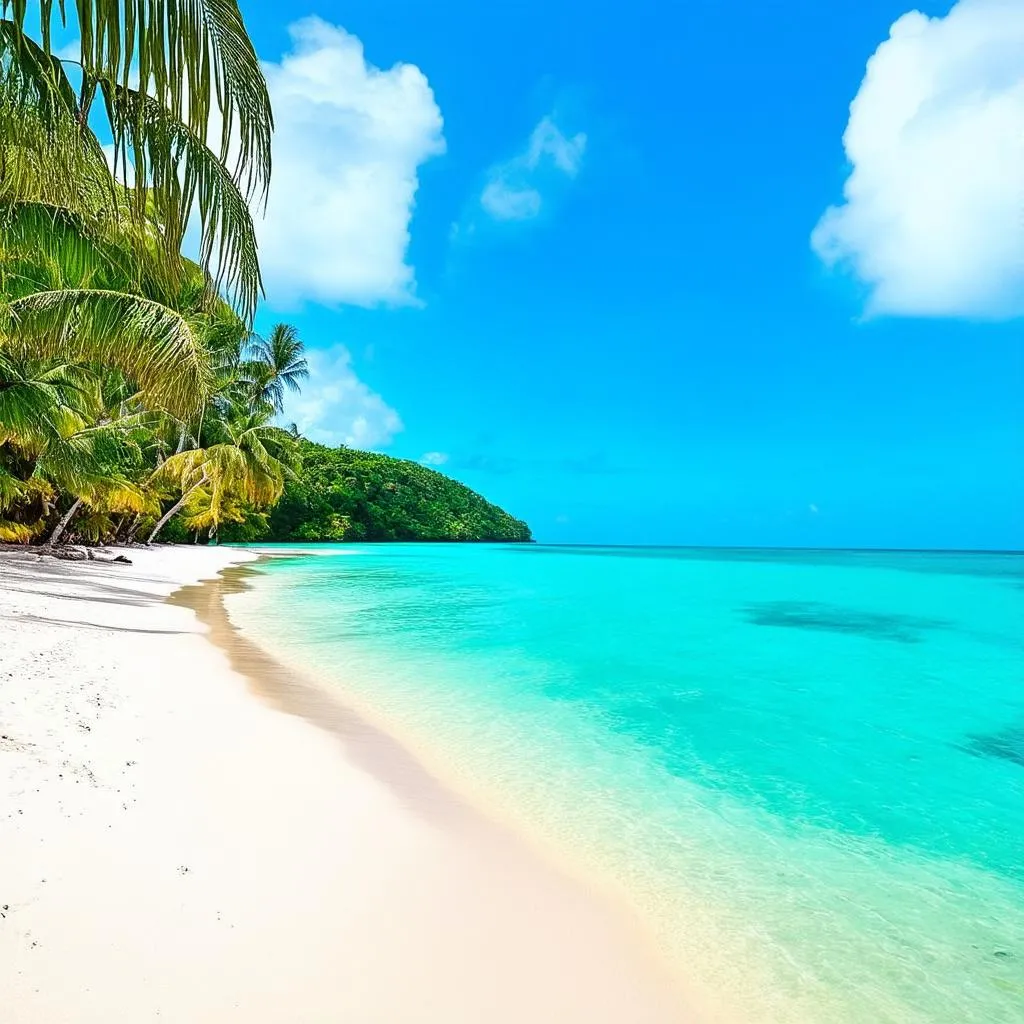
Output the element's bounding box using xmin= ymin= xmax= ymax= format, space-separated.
xmin=0 ymin=546 xmax=692 ymax=1024
xmin=223 ymin=544 xmax=1024 ymax=1024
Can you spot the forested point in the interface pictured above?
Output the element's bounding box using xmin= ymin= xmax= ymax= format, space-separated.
xmin=209 ymin=441 xmax=532 ymax=544
xmin=0 ymin=3 xmax=530 ymax=551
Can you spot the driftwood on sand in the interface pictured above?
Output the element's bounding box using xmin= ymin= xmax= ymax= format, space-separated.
xmin=26 ymin=545 xmax=133 ymax=565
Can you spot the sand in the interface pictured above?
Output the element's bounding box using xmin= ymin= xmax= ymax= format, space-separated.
xmin=0 ymin=546 xmax=695 ymax=1023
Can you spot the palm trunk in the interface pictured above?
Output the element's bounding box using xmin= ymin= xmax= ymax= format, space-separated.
xmin=124 ymin=513 xmax=143 ymax=544
xmin=45 ymin=497 xmax=84 ymax=547
xmin=146 ymin=474 xmax=206 ymax=545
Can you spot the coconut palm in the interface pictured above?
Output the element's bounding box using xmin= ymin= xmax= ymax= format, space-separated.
xmin=147 ymin=406 xmax=297 ymax=543
xmin=0 ymin=152 xmax=217 ymax=418
xmin=41 ymin=376 xmax=159 ymax=545
xmin=0 ymin=352 xmax=155 ymax=544
xmin=0 ymin=5 xmax=321 ymax=550
xmin=0 ymin=0 xmax=272 ymax=319
xmin=242 ymin=323 xmax=309 ymax=414
xmin=0 ymin=353 xmax=81 ymax=539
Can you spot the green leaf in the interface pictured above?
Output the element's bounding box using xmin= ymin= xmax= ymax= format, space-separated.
xmin=4 ymin=288 xmax=212 ymax=414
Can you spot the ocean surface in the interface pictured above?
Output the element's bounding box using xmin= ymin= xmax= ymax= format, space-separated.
xmin=228 ymin=544 xmax=1024 ymax=1023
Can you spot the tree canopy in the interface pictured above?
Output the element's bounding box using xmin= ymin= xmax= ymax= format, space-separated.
xmin=0 ymin=0 xmax=532 ymax=550
xmin=0 ymin=0 xmax=272 ymax=318
xmin=220 ymin=440 xmax=532 ymax=544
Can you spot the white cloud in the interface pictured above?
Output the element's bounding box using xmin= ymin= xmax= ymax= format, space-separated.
xmin=283 ymin=346 xmax=402 ymax=449
xmin=258 ymin=18 xmax=445 ymax=307
xmin=480 ymin=115 xmax=587 ymax=222
xmin=419 ymin=451 xmax=449 ymax=466
xmin=812 ymin=0 xmax=1024 ymax=319
xmin=481 ymin=180 xmax=542 ymax=221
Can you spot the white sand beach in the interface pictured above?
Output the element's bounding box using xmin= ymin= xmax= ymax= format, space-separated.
xmin=0 ymin=546 xmax=694 ymax=1023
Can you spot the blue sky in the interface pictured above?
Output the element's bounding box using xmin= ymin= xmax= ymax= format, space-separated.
xmin=239 ymin=0 xmax=1023 ymax=549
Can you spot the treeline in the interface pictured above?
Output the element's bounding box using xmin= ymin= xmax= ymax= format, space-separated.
xmin=0 ymin=4 xmax=530 ymax=551
xmin=0 ymin=1 xmax=289 ymax=547
xmin=215 ymin=441 xmax=532 ymax=543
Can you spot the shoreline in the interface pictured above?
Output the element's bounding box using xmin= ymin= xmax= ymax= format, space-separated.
xmin=214 ymin=556 xmax=729 ymax=1009
xmin=0 ymin=545 xmax=697 ymax=1023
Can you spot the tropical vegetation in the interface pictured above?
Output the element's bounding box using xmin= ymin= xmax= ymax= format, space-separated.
xmin=0 ymin=1 xmax=530 ymax=548
xmin=0 ymin=0 xmax=290 ymax=546
xmin=219 ymin=441 xmax=533 ymax=543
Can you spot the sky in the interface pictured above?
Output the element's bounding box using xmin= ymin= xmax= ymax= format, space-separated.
xmin=235 ymin=0 xmax=1022 ymax=549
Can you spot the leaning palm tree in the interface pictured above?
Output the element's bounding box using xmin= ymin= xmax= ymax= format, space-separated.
xmin=242 ymin=323 xmax=308 ymax=414
xmin=0 ymin=353 xmax=153 ymax=545
xmin=146 ymin=407 xmax=297 ymax=543
xmin=41 ymin=375 xmax=159 ymax=545
xmin=0 ymin=0 xmax=272 ymax=319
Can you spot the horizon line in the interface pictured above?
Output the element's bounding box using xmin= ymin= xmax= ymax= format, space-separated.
xmin=528 ymin=543 xmax=1024 ymax=556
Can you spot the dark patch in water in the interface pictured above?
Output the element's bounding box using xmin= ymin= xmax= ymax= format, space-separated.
xmin=963 ymin=726 xmax=1024 ymax=769
xmin=741 ymin=601 xmax=950 ymax=643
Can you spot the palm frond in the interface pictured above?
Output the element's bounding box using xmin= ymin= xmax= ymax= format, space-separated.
xmin=149 ymin=446 xmax=207 ymax=492
xmin=0 ymin=1 xmax=271 ymax=321
xmin=0 ymin=461 xmax=24 ymax=507
xmin=98 ymin=82 xmax=263 ymax=320
xmin=0 ymin=20 xmax=79 ymax=128
xmin=0 ymin=352 xmax=88 ymax=443
xmin=88 ymin=479 xmax=149 ymax=514
xmin=0 ymin=41 xmax=117 ymax=214
xmin=5 ymin=0 xmax=272 ymax=192
xmin=0 ymin=517 xmax=36 ymax=541
xmin=0 ymin=201 xmax=135 ymax=297
xmin=4 ymin=289 xmax=212 ymax=414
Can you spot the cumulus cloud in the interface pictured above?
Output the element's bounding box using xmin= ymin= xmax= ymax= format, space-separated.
xmin=283 ymin=346 xmax=402 ymax=449
xmin=419 ymin=451 xmax=449 ymax=466
xmin=258 ymin=18 xmax=445 ymax=307
xmin=480 ymin=115 xmax=586 ymax=222
xmin=811 ymin=0 xmax=1024 ymax=319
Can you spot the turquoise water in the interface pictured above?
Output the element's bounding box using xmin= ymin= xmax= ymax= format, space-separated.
xmin=229 ymin=545 xmax=1024 ymax=1022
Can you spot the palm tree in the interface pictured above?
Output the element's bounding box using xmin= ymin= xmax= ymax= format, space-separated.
xmin=0 ymin=7 xmax=327 ymax=550
xmin=41 ymin=377 xmax=157 ymax=545
xmin=0 ymin=353 xmax=80 ymax=540
xmin=0 ymin=142 xmax=219 ymax=418
xmin=0 ymin=353 xmax=153 ymax=545
xmin=146 ymin=407 xmax=297 ymax=544
xmin=242 ymin=323 xmax=309 ymax=414
xmin=0 ymin=0 xmax=272 ymax=319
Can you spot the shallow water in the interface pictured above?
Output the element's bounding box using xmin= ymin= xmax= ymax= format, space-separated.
xmin=229 ymin=544 xmax=1024 ymax=1022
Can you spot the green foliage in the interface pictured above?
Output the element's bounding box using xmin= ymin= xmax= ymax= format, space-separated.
xmin=0 ymin=0 xmax=272 ymax=318
xmin=0 ymin=3 xmax=533 ymax=549
xmin=221 ymin=440 xmax=532 ymax=544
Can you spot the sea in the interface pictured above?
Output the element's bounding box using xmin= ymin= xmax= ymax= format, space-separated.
xmin=227 ymin=544 xmax=1024 ymax=1023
